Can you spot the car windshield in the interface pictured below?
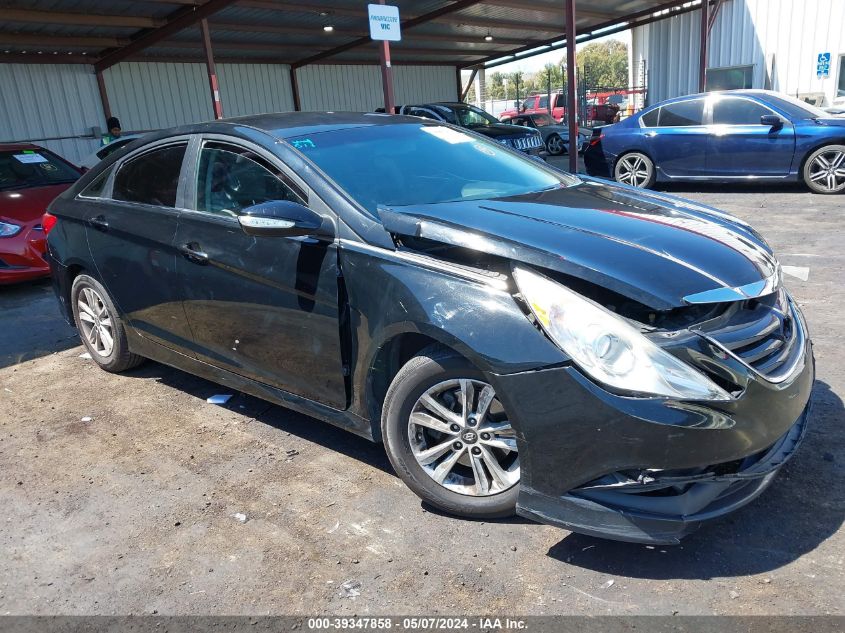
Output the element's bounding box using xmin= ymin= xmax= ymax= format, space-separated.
xmin=434 ymin=104 xmax=499 ymax=128
xmin=288 ymin=123 xmax=574 ymax=215
xmin=767 ymin=93 xmax=829 ymax=119
xmin=531 ymin=114 xmax=553 ymax=127
xmin=0 ymin=149 xmax=80 ymax=191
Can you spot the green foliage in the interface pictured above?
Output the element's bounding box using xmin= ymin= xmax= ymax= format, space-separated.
xmin=575 ymin=40 xmax=628 ymax=88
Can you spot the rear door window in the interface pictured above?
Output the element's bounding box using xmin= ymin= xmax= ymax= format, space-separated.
xmin=712 ymin=97 xmax=772 ymax=125
xmin=112 ymin=143 xmax=187 ymax=207
xmin=658 ymin=99 xmax=705 ymax=126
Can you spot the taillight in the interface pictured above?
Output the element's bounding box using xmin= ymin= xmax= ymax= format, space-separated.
xmin=589 ymin=134 xmax=604 ymax=147
xmin=42 ymin=212 xmax=58 ymax=235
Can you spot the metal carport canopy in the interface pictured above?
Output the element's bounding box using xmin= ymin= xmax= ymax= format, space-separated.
xmin=0 ymin=0 xmax=712 ymax=171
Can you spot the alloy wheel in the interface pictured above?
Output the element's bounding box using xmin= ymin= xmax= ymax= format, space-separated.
xmin=407 ymin=378 xmax=519 ymax=497
xmin=547 ymin=135 xmax=565 ymax=155
xmin=616 ymin=153 xmax=653 ymax=187
xmin=77 ymin=287 xmax=115 ymax=357
xmin=807 ymin=149 xmax=845 ymax=193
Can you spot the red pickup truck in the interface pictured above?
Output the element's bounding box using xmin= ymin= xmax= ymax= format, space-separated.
xmin=500 ymin=93 xmax=567 ymax=122
xmin=500 ymin=92 xmax=621 ymax=125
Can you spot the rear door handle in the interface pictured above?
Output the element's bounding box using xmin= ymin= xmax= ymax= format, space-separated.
xmin=179 ymin=242 xmax=209 ymax=265
xmin=88 ymin=215 xmax=109 ymax=231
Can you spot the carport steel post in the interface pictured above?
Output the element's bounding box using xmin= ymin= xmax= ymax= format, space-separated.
xmin=565 ymin=0 xmax=578 ymax=174
xmin=377 ymin=0 xmax=396 ymax=114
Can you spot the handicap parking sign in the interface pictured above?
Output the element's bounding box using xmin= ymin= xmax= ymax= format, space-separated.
xmin=817 ymin=52 xmax=831 ymax=78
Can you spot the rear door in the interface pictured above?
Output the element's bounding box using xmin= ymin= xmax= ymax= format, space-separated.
xmin=645 ymin=98 xmax=708 ymax=177
xmin=705 ymin=95 xmax=795 ymax=176
xmin=173 ymin=135 xmax=347 ymax=408
xmin=83 ymin=138 xmax=194 ymax=351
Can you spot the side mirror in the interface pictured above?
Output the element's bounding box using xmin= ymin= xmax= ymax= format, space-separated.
xmin=238 ymin=200 xmax=323 ymax=237
xmin=760 ymin=114 xmax=783 ymax=128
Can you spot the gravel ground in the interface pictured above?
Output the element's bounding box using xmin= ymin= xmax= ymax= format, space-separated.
xmin=0 ymin=171 xmax=842 ymax=616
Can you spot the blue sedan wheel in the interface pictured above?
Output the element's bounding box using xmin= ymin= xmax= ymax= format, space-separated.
xmin=804 ymin=145 xmax=845 ymax=194
xmin=614 ymin=152 xmax=655 ymax=189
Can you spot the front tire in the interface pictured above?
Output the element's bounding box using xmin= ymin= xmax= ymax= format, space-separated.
xmin=381 ymin=346 xmax=519 ymax=519
xmin=614 ymin=151 xmax=656 ymax=189
xmin=546 ymin=133 xmax=566 ymax=156
xmin=71 ymin=274 xmax=144 ymax=373
xmin=803 ymin=144 xmax=845 ymax=194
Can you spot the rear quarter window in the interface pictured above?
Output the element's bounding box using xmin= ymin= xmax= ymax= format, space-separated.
xmin=640 ymin=108 xmax=659 ymax=127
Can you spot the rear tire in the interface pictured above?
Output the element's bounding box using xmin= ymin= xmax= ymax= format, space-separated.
xmin=71 ymin=274 xmax=144 ymax=373
xmin=381 ymin=346 xmax=519 ymax=519
xmin=614 ymin=151 xmax=656 ymax=189
xmin=803 ymin=144 xmax=845 ymax=194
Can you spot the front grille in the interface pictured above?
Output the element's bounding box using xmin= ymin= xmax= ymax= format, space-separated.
xmin=507 ymin=135 xmax=543 ymax=151
xmin=694 ymin=289 xmax=804 ymax=382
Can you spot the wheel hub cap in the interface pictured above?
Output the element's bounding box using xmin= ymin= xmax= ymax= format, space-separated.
xmin=408 ymin=378 xmax=519 ymax=497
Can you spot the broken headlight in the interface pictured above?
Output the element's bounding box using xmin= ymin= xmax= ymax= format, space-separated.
xmin=513 ymin=266 xmax=732 ymax=401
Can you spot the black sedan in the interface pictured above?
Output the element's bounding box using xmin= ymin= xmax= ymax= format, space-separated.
xmin=44 ymin=113 xmax=813 ymax=544
xmin=397 ymin=102 xmax=546 ymax=157
xmin=500 ymin=112 xmax=590 ymax=155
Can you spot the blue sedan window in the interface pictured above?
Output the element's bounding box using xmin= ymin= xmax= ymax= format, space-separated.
xmin=640 ymin=109 xmax=659 ymax=127
xmin=658 ymin=100 xmax=704 ymax=126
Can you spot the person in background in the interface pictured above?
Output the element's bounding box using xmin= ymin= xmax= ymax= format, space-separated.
xmin=101 ymin=117 xmax=122 ymax=146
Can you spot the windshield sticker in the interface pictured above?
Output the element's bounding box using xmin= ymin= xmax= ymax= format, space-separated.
xmin=40 ymin=163 xmax=58 ymax=172
xmin=473 ymin=143 xmax=496 ymax=157
xmin=420 ymin=126 xmax=471 ymax=144
xmin=291 ymin=138 xmax=316 ymax=150
xmin=13 ymin=153 xmax=48 ymax=164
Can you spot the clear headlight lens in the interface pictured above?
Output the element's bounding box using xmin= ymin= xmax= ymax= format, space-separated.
xmin=0 ymin=221 xmax=22 ymax=238
xmin=513 ymin=266 xmax=732 ymax=401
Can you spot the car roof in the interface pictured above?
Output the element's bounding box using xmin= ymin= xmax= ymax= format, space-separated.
xmin=0 ymin=142 xmax=46 ymax=152
xmin=218 ymin=111 xmax=429 ymax=139
xmin=650 ymin=89 xmax=782 ymax=108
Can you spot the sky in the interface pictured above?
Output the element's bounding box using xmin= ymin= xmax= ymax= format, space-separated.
xmin=470 ymin=30 xmax=632 ymax=78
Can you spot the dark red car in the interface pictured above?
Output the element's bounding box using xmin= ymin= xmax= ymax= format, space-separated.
xmin=0 ymin=143 xmax=81 ymax=284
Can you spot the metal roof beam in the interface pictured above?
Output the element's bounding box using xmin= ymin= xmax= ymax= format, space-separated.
xmin=209 ymin=21 xmax=529 ymax=45
xmin=480 ymin=0 xmax=615 ymax=20
xmin=2 ymin=8 xmax=160 ymax=28
xmin=465 ymin=0 xmax=707 ymax=69
xmin=0 ymin=34 xmax=129 ymax=49
xmin=163 ymin=40 xmax=491 ymax=57
xmin=94 ymin=0 xmax=241 ymax=72
xmin=291 ymin=0 xmax=486 ymax=69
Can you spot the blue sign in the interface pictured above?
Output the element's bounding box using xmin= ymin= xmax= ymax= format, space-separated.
xmin=817 ymin=52 xmax=831 ymax=78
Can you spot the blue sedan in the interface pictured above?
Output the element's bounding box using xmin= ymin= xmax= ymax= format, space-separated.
xmin=584 ymin=89 xmax=845 ymax=194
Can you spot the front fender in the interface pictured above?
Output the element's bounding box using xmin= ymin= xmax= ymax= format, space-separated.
xmin=339 ymin=243 xmax=566 ymax=421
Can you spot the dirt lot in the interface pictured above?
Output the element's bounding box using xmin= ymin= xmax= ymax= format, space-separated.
xmin=1 ymin=175 xmax=843 ymax=616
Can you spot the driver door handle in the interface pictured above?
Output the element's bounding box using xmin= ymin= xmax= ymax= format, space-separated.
xmin=179 ymin=242 xmax=209 ymax=265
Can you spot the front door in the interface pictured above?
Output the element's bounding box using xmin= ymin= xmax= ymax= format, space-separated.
xmin=174 ymin=137 xmax=347 ymax=408
xmin=705 ymin=95 xmax=795 ymax=176
xmin=646 ymin=97 xmax=708 ymax=178
xmin=83 ymin=139 xmax=195 ymax=351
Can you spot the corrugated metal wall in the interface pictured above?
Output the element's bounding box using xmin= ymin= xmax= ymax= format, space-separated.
xmin=1 ymin=61 xmax=457 ymax=164
xmin=633 ymin=0 xmax=845 ymax=105
xmin=103 ymin=62 xmax=213 ymax=131
xmin=0 ymin=64 xmax=103 ymax=164
xmin=217 ymin=63 xmax=295 ymax=116
xmin=295 ymin=65 xmax=457 ymax=111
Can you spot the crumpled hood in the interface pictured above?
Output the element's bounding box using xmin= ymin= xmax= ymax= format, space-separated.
xmin=379 ymin=177 xmax=779 ymax=310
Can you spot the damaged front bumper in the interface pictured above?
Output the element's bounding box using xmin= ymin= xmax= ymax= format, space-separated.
xmin=491 ymin=329 xmax=814 ymax=544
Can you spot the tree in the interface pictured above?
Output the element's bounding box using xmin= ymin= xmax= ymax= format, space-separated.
xmin=575 ymin=39 xmax=628 ymax=89
xmin=488 ymin=72 xmax=505 ymax=100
